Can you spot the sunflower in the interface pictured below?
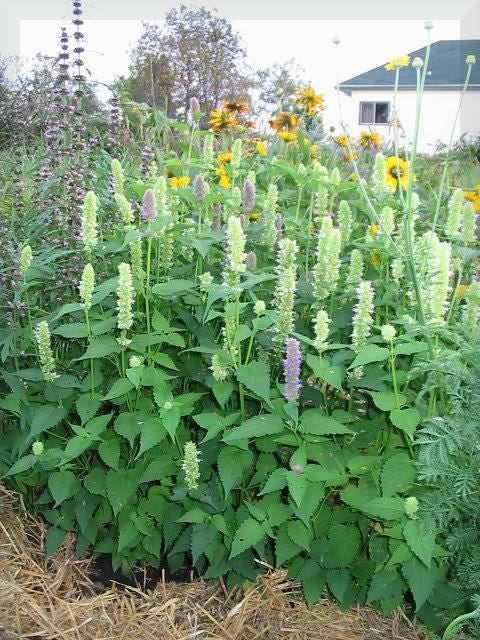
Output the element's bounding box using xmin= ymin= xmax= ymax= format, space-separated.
xmin=343 ymin=150 xmax=357 ymax=162
xmin=277 ymin=131 xmax=297 ymax=143
xmin=385 ymin=156 xmax=413 ymax=192
xmin=335 ymin=134 xmax=350 ymax=148
xmin=218 ymin=150 xmax=232 ymax=163
xmin=219 ymin=174 xmax=232 ymax=189
xmin=295 ymin=86 xmax=326 ymax=116
xmin=223 ymin=100 xmax=249 ymax=115
xmin=349 ymin=172 xmax=358 ymax=182
xmin=270 ymin=111 xmax=299 ymax=132
xmin=369 ymin=224 xmax=379 ymax=236
xmin=359 ymin=130 xmax=383 ymax=149
xmin=169 ymin=176 xmax=190 ymax=189
xmin=370 ymin=251 xmax=380 ymax=268
xmin=209 ymin=109 xmax=238 ymax=134
xmin=385 ymin=55 xmax=410 ymax=71
xmin=464 ymin=183 xmax=480 ymax=212
xmin=249 ymin=212 xmax=261 ymax=221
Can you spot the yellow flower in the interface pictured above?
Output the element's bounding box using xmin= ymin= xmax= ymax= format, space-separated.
xmin=222 ymin=100 xmax=249 ymax=115
xmin=349 ymin=172 xmax=358 ymax=182
xmin=295 ymin=86 xmax=326 ymax=115
xmin=457 ymin=284 xmax=470 ymax=300
xmin=270 ymin=111 xmax=299 ymax=132
xmin=335 ymin=134 xmax=350 ymax=148
xmin=371 ymin=250 xmax=380 ymax=267
xmin=277 ymin=130 xmax=297 ymax=143
xmin=218 ymin=151 xmax=232 ymax=163
xmin=249 ymin=212 xmax=261 ymax=221
xmin=256 ymin=141 xmax=267 ymax=157
xmin=464 ymin=183 xmax=480 ymax=212
xmin=385 ymin=55 xmax=411 ymax=71
xmin=385 ymin=156 xmax=413 ymax=192
xmin=219 ymin=174 xmax=231 ymax=189
xmin=209 ymin=109 xmax=238 ymax=134
xmin=343 ymin=150 xmax=357 ymax=162
xmin=169 ymin=176 xmax=190 ymax=189
xmin=359 ymin=130 xmax=383 ymax=149
xmin=369 ymin=224 xmax=379 ymax=236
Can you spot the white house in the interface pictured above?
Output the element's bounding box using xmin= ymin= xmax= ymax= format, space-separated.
xmin=337 ymin=40 xmax=480 ymax=153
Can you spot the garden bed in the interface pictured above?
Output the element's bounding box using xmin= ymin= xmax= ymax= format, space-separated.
xmin=0 ymin=487 xmax=423 ymax=640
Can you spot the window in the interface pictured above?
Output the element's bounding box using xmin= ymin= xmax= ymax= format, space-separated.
xmin=359 ymin=101 xmax=390 ymax=125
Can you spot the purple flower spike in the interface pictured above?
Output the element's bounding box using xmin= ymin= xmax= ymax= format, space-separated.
xmin=283 ymin=337 xmax=302 ymax=403
xmin=245 ymin=251 xmax=257 ymax=270
xmin=242 ymin=179 xmax=256 ymax=214
xmin=142 ymin=189 xmax=157 ymax=222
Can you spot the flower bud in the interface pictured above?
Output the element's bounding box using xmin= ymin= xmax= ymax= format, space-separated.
xmin=182 ymin=441 xmax=201 ymax=490
xmin=142 ymin=188 xmax=157 ymax=222
xmin=116 ymin=262 xmax=134 ymax=330
xmin=79 ymin=263 xmax=95 ymax=311
xmin=19 ymin=245 xmax=33 ymax=274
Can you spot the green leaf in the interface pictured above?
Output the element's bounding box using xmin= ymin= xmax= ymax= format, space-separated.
xmin=260 ymin=468 xmax=287 ymax=495
xmin=276 ymin=527 xmax=302 ymax=566
xmin=118 ymin=521 xmax=138 ymax=552
xmin=305 ymin=354 xmax=343 ymax=391
xmin=218 ymin=446 xmax=253 ymax=497
xmin=287 ymin=520 xmax=312 ymax=551
xmin=402 ymin=558 xmax=438 ymax=610
xmin=103 ymin=378 xmax=134 ymax=401
xmin=287 ymin=471 xmax=307 ymax=507
xmin=6 ymin=454 xmax=38 ymax=476
xmin=52 ymin=322 xmax=88 ymax=338
xmin=212 ymin=381 xmax=235 ymax=409
xmin=177 ymin=508 xmax=208 ymax=524
xmin=390 ymin=408 xmax=421 ymax=440
xmin=84 ymin=467 xmax=107 ymax=497
xmin=46 ymin=527 xmax=67 ymax=557
xmin=299 ymin=409 xmax=353 ymax=435
xmin=349 ymin=345 xmax=389 ymax=369
xmin=98 ymin=438 xmax=121 ymax=470
xmin=48 ymin=471 xmax=81 ymax=506
xmin=393 ymin=341 xmax=428 ymax=356
xmin=195 ymin=412 xmax=226 ymax=443
xmin=30 ymin=405 xmax=67 ymax=439
xmin=113 ymin=411 xmax=147 ymax=447
xmin=76 ymin=395 xmax=101 ymax=425
xmin=370 ymin=391 xmax=406 ymax=411
xmin=152 ymin=279 xmax=195 ymax=297
xmin=404 ymin=520 xmax=435 ymax=567
xmin=327 ymin=568 xmax=351 ymax=603
xmin=152 ymin=353 xmax=179 ymax=370
xmin=229 ymin=518 xmax=265 ymax=559
xmin=76 ymin=336 xmax=121 ymax=360
xmin=381 ymin=452 xmax=415 ymax=496
xmin=137 ymin=417 xmax=167 ymax=457
xmin=367 ymin=569 xmax=404 ymax=604
xmin=302 ymin=574 xmax=327 ymax=607
xmin=236 ymin=361 xmax=271 ymax=403
xmin=162 ymin=408 xmax=181 ymax=441
xmin=105 ymin=469 xmax=140 ymax=516
xmin=223 ymin=414 xmax=284 ymax=442
xmin=362 ymin=497 xmax=405 ymax=521
xmin=191 ymin=523 xmax=217 ymax=565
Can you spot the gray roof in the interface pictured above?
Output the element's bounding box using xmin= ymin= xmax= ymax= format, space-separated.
xmin=339 ymin=40 xmax=480 ymax=90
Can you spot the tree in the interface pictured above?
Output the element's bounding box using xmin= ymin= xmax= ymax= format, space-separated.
xmin=254 ymin=59 xmax=306 ymax=114
xmin=122 ymin=6 xmax=253 ymax=118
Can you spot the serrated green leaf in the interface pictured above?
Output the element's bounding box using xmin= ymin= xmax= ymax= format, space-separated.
xmin=52 ymin=322 xmax=88 ymax=338
xmin=30 ymin=405 xmax=67 ymax=439
xmin=366 ymin=569 xmax=404 ymax=604
xmin=236 ymin=361 xmax=271 ymax=403
xmin=137 ymin=417 xmax=167 ymax=457
xmin=299 ymin=409 xmax=352 ymax=435
xmin=46 ymin=527 xmax=67 ymax=557
xmin=105 ymin=469 xmax=140 ymax=516
xmin=48 ymin=471 xmax=81 ymax=506
xmin=103 ymin=378 xmax=134 ymax=401
xmin=302 ymin=574 xmax=327 ymax=606
xmin=84 ymin=467 xmax=107 ymax=497
xmin=404 ymin=520 xmax=435 ymax=567
xmin=390 ymin=408 xmax=421 ymax=440
xmin=113 ymin=411 xmax=147 ymax=447
xmin=75 ymin=395 xmax=102 ymax=425
xmin=276 ymin=527 xmax=302 ymax=566
xmin=152 ymin=279 xmax=195 ymax=296
xmin=223 ymin=414 xmax=284 ymax=442
xmin=76 ymin=336 xmax=120 ymax=360
xmin=260 ymin=468 xmax=287 ymax=495
xmin=191 ymin=523 xmax=217 ymax=564
xmin=287 ymin=520 xmax=312 ymax=551
xmin=381 ymin=452 xmax=415 ymax=496
xmin=370 ymin=391 xmax=406 ymax=411
xmin=362 ymin=497 xmax=405 ymax=521
xmin=287 ymin=471 xmax=307 ymax=507
xmin=349 ymin=345 xmax=389 ymax=369
xmin=393 ymin=341 xmax=428 ymax=356
xmin=6 ymin=454 xmax=38 ymax=476
xmin=217 ymin=446 xmax=253 ymax=497
xmin=98 ymin=437 xmax=121 ymax=470
xmin=229 ymin=518 xmax=265 ymax=559
xmin=305 ymin=354 xmax=343 ymax=391
xmin=402 ymin=558 xmax=438 ymax=610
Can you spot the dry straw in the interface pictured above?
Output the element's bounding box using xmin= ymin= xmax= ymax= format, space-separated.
xmin=0 ymin=486 xmax=424 ymax=640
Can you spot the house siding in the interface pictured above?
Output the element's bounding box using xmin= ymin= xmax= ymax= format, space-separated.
xmin=339 ymin=88 xmax=479 ymax=152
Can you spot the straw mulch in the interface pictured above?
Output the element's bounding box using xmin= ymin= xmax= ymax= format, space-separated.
xmin=0 ymin=486 xmax=424 ymax=640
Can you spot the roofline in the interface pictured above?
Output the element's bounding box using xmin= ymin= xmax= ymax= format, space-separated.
xmin=338 ymin=84 xmax=480 ymax=89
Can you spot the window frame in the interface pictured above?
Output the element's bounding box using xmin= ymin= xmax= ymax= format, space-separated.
xmin=359 ymin=101 xmax=390 ymax=125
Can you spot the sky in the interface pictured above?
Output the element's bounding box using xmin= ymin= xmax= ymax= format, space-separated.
xmin=19 ymin=18 xmax=460 ymax=130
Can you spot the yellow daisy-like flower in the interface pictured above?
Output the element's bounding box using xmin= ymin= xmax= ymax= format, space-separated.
xmin=295 ymin=86 xmax=326 ymax=116
xmin=209 ymin=109 xmax=238 ymax=134
xmin=343 ymin=150 xmax=358 ymax=162
xmin=277 ymin=130 xmax=297 ymax=143
xmin=371 ymin=250 xmax=380 ymax=268
xmin=359 ymin=130 xmax=383 ymax=149
xmin=335 ymin=134 xmax=350 ymax=148
xmin=219 ymin=174 xmax=231 ymax=189
xmin=222 ymin=100 xmax=249 ymax=115
xmin=369 ymin=224 xmax=379 ymax=236
xmin=256 ymin=141 xmax=267 ymax=157
xmin=218 ymin=151 xmax=232 ymax=163
xmin=385 ymin=156 xmax=413 ymax=192
xmin=385 ymin=55 xmax=411 ymax=71
xmin=249 ymin=212 xmax=261 ymax=221
xmin=169 ymin=176 xmax=190 ymax=189
xmin=464 ymin=183 xmax=480 ymax=212
xmin=349 ymin=172 xmax=358 ymax=182
xmin=457 ymin=284 xmax=470 ymax=300
xmin=270 ymin=111 xmax=299 ymax=132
